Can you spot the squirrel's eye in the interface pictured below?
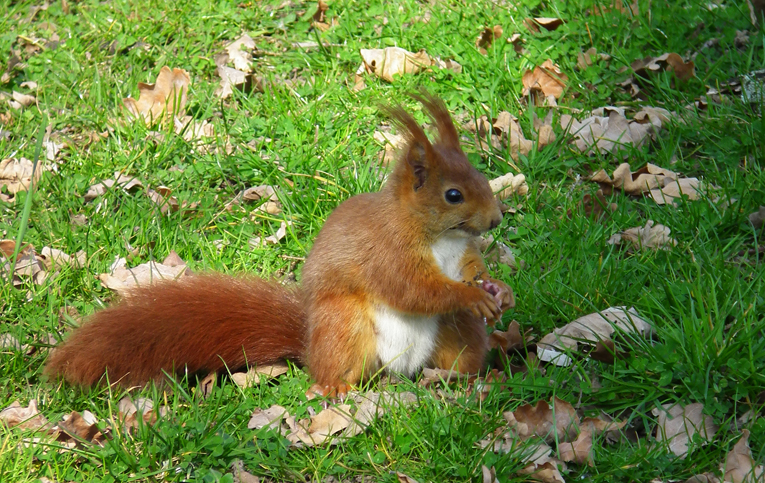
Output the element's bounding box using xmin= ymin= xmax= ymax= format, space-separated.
xmin=444 ymin=189 xmax=463 ymax=204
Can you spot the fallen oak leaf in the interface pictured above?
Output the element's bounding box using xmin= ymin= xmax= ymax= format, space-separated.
xmin=0 ymin=157 xmax=49 ymax=202
xmin=490 ymin=172 xmax=529 ymax=199
xmin=476 ymin=25 xmax=503 ymax=54
xmin=749 ymin=206 xmax=765 ymax=228
xmin=247 ymin=404 xmax=289 ymax=431
xmin=723 ymin=430 xmax=765 ymax=483
xmin=0 ymin=400 xmax=48 ymax=431
xmin=607 ymin=220 xmax=678 ymax=251
xmin=524 ymin=17 xmax=564 ymax=33
xmin=98 ymin=252 xmax=189 ymax=294
xmin=358 ymin=47 xmax=432 ymax=83
xmin=522 ymin=59 xmax=568 ymax=104
xmin=504 ymin=397 xmax=580 ymax=442
xmin=654 ymin=402 xmax=718 ymax=458
xmin=632 ymin=52 xmax=695 ymax=82
xmin=123 ymin=66 xmax=191 ymax=126
xmin=590 ymin=162 xmax=677 ymax=195
xmin=559 ymin=430 xmax=594 ymax=466
xmin=537 ymin=307 xmax=653 ymax=366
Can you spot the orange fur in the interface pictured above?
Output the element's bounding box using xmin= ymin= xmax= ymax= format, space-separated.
xmin=44 ymin=93 xmax=513 ymax=394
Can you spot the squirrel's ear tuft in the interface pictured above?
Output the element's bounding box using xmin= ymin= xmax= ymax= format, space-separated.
xmin=383 ymin=104 xmax=435 ymax=191
xmin=411 ymin=90 xmax=460 ymax=150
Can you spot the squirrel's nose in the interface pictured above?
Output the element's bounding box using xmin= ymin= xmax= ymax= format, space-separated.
xmin=490 ymin=212 xmax=502 ymax=230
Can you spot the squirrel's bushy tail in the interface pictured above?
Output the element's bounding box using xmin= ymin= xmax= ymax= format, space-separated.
xmin=44 ymin=274 xmax=307 ymax=387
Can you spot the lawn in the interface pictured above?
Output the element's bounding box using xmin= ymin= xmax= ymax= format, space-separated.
xmin=1 ymin=0 xmax=764 ymax=482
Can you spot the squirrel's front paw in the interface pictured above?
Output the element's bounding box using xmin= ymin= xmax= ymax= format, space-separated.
xmin=481 ymin=279 xmax=515 ymax=313
xmin=466 ymin=285 xmax=502 ymax=322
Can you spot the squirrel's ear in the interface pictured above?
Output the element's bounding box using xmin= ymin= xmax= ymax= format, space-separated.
xmin=405 ymin=141 xmax=429 ymax=190
xmin=383 ymin=103 xmax=435 ymax=191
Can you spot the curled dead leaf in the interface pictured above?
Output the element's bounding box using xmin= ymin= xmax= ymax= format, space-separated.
xmin=562 ymin=107 xmax=672 ymax=155
xmin=723 ymin=430 xmax=765 ymax=483
xmin=123 ymin=66 xmax=191 ymax=126
xmin=0 ymin=400 xmax=48 ymax=431
xmin=559 ymin=430 xmax=594 ymax=466
xmin=524 ymin=17 xmax=564 ymax=32
xmin=537 ymin=307 xmax=653 ymax=366
xmin=504 ymin=397 xmax=580 ymax=442
xmin=632 ymin=53 xmax=695 ymax=82
xmin=490 ymin=172 xmax=529 ymax=199
xmin=522 ymin=60 xmax=568 ymax=103
xmin=98 ymin=253 xmax=189 ymax=294
xmin=654 ymin=402 xmax=718 ymax=458
xmin=749 ymin=206 xmax=765 ymax=228
xmin=608 ymin=220 xmax=678 ymax=250
xmin=358 ymin=47 xmax=432 ymax=83
xmin=476 ymin=25 xmax=503 ymax=54
xmin=0 ymin=157 xmax=48 ymax=202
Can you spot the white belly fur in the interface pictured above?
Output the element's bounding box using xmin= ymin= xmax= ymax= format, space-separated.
xmin=374 ymin=235 xmax=470 ymax=376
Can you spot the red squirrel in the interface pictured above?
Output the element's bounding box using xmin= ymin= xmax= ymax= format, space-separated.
xmin=44 ymin=93 xmax=515 ymax=397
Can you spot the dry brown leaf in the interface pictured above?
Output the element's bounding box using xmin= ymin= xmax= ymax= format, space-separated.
xmin=222 ymin=34 xmax=256 ymax=73
xmin=559 ymin=430 xmax=594 ymax=466
xmin=84 ymin=173 xmax=143 ymax=201
xmin=231 ymin=362 xmax=290 ymax=387
xmin=749 ymin=206 xmax=765 ymax=228
xmin=419 ymin=367 xmax=462 ymax=387
xmin=684 ymin=473 xmax=721 ymax=483
xmin=249 ymin=221 xmax=291 ymax=247
xmin=654 ymin=402 xmax=718 ymax=458
xmin=288 ymin=404 xmax=353 ymax=446
xmin=469 ymin=111 xmax=534 ymax=160
xmin=518 ymin=459 xmax=567 ymax=483
xmin=197 ymin=372 xmax=217 ymax=398
xmin=504 ymin=397 xmax=579 ymax=442
xmin=0 ymin=240 xmax=48 ymax=286
xmin=0 ymin=157 xmax=48 ymax=202
xmin=562 ymin=107 xmax=672 ymax=155
xmin=98 ymin=254 xmax=189 ymax=294
xmin=476 ymin=25 xmax=503 ymax=54
xmin=312 ymin=0 xmax=339 ymax=31
xmin=649 ymin=178 xmax=706 ymax=206
xmin=490 ymin=172 xmax=529 ymax=198
xmin=123 ymin=67 xmax=190 ymax=126
xmin=11 ymin=91 xmax=36 ymax=108
xmin=56 ymin=410 xmax=105 ymax=445
xmin=577 ymin=47 xmax=610 ymax=70
xmin=580 ymin=416 xmax=626 ymax=443
xmin=397 ymin=473 xmax=420 ymax=483
xmin=482 ymin=465 xmax=499 ymax=483
xmin=0 ymin=400 xmax=48 ymax=431
xmin=431 ymin=56 xmax=462 ymax=74
xmin=608 ymin=220 xmax=678 ymax=250
xmin=632 ymin=53 xmax=695 ymax=82
xmin=537 ymin=307 xmax=653 ymax=366
xmin=215 ymin=65 xmax=261 ymax=99
xmin=479 ymin=235 xmax=522 ymax=273
xmin=580 ymin=190 xmax=618 ymax=218
xmin=591 ymin=162 xmax=677 ymax=195
xmin=524 ymin=17 xmax=564 ymax=32
xmin=358 ymin=47 xmax=432 ymax=83
xmin=723 ymin=430 xmax=765 ymax=483
xmin=247 ymin=405 xmax=289 ymax=431
xmin=522 ymin=60 xmax=568 ymax=103
xmin=489 ymin=320 xmax=524 ymax=353
xmin=343 ymin=391 xmax=416 ymax=437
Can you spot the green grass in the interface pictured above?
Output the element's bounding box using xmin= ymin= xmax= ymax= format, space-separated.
xmin=2 ymin=0 xmax=765 ymax=481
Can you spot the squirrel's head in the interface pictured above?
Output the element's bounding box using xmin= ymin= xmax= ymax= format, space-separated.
xmin=385 ymin=92 xmax=503 ymax=238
